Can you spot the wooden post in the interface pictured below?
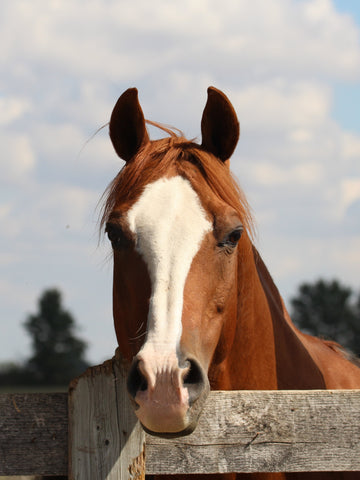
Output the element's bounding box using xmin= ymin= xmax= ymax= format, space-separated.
xmin=68 ymin=349 xmax=145 ymax=480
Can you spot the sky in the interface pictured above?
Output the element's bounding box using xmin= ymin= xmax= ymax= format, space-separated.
xmin=1 ymin=0 xmax=360 ymax=365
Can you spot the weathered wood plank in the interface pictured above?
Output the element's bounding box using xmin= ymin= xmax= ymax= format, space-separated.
xmin=146 ymin=390 xmax=360 ymax=474
xmin=0 ymin=392 xmax=67 ymax=476
xmin=1 ymin=385 xmax=360 ymax=475
xmin=68 ymin=352 xmax=145 ymax=480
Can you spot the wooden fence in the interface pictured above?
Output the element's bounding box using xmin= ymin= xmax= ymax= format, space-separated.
xmin=1 ymin=352 xmax=360 ymax=479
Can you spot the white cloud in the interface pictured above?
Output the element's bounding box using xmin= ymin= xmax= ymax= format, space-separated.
xmin=302 ymin=0 xmax=360 ymax=80
xmin=1 ymin=0 xmax=360 ymax=87
xmin=47 ymin=186 xmax=99 ymax=232
xmin=0 ymin=132 xmax=36 ymax=183
xmin=233 ymin=81 xmax=331 ymax=133
xmin=250 ymin=161 xmax=324 ymax=187
xmin=339 ymin=179 xmax=360 ymax=215
xmin=0 ymin=97 xmax=31 ymax=126
xmin=341 ymin=132 xmax=360 ymax=159
xmin=0 ymin=203 xmax=22 ymax=239
xmin=257 ymin=229 xmax=360 ymax=302
xmin=30 ymin=121 xmax=118 ymax=176
xmin=1 ymin=0 xmax=360 ymax=363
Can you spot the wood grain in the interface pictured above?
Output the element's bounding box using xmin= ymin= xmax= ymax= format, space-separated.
xmin=146 ymin=389 xmax=360 ymax=473
xmin=1 ymin=370 xmax=360 ymax=476
xmin=68 ymin=353 xmax=145 ymax=480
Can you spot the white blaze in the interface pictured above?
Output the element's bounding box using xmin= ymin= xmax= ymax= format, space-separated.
xmin=126 ymin=176 xmax=212 ymax=357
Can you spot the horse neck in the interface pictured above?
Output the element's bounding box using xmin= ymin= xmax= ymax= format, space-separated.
xmin=209 ymin=243 xmax=326 ymax=391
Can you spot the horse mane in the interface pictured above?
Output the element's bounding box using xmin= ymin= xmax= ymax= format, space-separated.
xmin=100 ymin=121 xmax=254 ymax=238
xmin=323 ymin=339 xmax=360 ymax=368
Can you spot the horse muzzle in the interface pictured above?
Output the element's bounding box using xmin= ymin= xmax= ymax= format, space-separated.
xmin=127 ymin=353 xmax=210 ymax=437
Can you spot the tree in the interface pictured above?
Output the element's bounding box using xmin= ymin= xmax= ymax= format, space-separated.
xmin=24 ymin=288 xmax=89 ymax=385
xmin=290 ymin=279 xmax=360 ymax=356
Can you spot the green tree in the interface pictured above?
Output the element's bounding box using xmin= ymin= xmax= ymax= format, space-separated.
xmin=290 ymin=279 xmax=360 ymax=356
xmin=24 ymin=288 xmax=89 ymax=385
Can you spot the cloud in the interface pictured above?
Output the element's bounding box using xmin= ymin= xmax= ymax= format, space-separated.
xmin=0 ymin=96 xmax=31 ymax=126
xmin=250 ymin=161 xmax=324 ymax=187
xmin=341 ymin=132 xmax=360 ymax=159
xmin=1 ymin=184 xmax=99 ymax=243
xmin=2 ymin=0 xmax=360 ymax=88
xmin=339 ymin=179 xmax=360 ymax=216
xmin=259 ymin=233 xmax=360 ymax=307
xmin=0 ymin=132 xmax=36 ymax=184
xmin=232 ymin=80 xmax=331 ymax=133
xmin=1 ymin=0 xmax=360 ymax=363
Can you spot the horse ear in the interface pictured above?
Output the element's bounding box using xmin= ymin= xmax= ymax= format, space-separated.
xmin=109 ymin=88 xmax=149 ymax=162
xmin=201 ymin=87 xmax=239 ymax=162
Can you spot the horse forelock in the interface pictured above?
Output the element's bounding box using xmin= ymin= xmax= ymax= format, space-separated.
xmin=100 ymin=124 xmax=254 ymax=239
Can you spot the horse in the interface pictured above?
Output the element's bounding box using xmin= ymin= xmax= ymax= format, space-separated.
xmin=101 ymin=86 xmax=360 ymax=480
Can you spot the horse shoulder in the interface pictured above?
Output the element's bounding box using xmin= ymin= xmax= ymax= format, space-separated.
xmin=299 ymin=333 xmax=360 ymax=389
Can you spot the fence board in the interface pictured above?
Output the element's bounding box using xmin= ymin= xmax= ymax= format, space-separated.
xmin=146 ymin=390 xmax=360 ymax=474
xmin=1 ymin=380 xmax=360 ymax=475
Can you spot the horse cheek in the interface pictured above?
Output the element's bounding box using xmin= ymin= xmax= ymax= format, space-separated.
xmin=113 ymin=249 xmax=151 ymax=361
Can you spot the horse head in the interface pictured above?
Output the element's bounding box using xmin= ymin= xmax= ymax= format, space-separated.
xmin=102 ymin=87 xmax=252 ymax=436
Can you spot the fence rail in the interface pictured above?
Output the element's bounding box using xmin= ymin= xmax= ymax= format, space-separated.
xmin=1 ymin=354 xmax=360 ymax=479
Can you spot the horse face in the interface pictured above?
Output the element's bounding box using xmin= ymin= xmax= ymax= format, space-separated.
xmin=107 ymin=173 xmax=243 ymax=436
xmin=106 ymin=87 xmax=241 ymax=436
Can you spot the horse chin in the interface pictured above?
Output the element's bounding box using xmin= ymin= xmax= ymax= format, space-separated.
xmin=135 ymin=380 xmax=210 ymax=439
xmin=134 ymin=407 xmax=195 ymax=438
xmin=141 ymin=422 xmax=197 ymax=439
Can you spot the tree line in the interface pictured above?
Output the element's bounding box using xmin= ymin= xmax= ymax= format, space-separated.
xmin=0 ymin=289 xmax=89 ymax=387
xmin=291 ymin=279 xmax=360 ymax=357
xmin=1 ymin=279 xmax=359 ymax=388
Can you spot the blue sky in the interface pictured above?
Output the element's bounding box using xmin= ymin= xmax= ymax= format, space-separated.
xmin=333 ymin=0 xmax=360 ymax=25
xmin=333 ymin=84 xmax=360 ymax=132
xmin=1 ymin=0 xmax=360 ymax=365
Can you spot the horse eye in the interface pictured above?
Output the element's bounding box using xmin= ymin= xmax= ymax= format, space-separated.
xmin=217 ymin=227 xmax=243 ymax=252
xmin=227 ymin=228 xmax=243 ymax=245
xmin=105 ymin=223 xmax=129 ymax=249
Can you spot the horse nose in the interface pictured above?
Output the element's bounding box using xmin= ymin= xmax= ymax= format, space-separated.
xmin=127 ymin=359 xmax=148 ymax=399
xmin=126 ymin=355 xmax=208 ymax=434
xmin=182 ymin=358 xmax=208 ymax=405
xmin=127 ymin=357 xmax=206 ymax=403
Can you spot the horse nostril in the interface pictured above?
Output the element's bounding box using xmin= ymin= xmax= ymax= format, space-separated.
xmin=183 ymin=359 xmax=203 ymax=385
xmin=183 ymin=358 xmax=207 ymax=406
xmin=127 ymin=360 xmax=148 ymax=398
